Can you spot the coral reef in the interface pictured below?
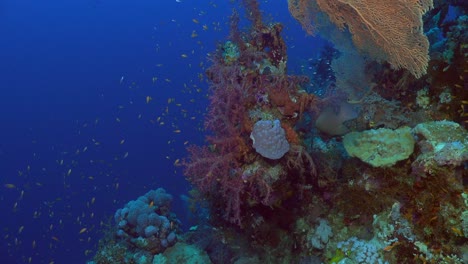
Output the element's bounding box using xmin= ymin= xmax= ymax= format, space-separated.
xmin=92 ymin=1 xmax=468 ymax=263
xmin=183 ymin=2 xmax=318 ymax=227
xmin=91 ymin=189 xmax=181 ymax=264
xmin=180 ymin=0 xmax=467 ymax=262
xmin=113 ymin=188 xmax=180 ymax=254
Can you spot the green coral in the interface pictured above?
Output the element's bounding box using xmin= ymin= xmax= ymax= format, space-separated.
xmin=329 ymin=249 xmax=345 ymax=264
xmin=343 ymin=126 xmax=415 ymax=167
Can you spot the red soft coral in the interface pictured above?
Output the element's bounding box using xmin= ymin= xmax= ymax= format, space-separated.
xmin=183 ymin=144 xmax=245 ymax=225
xmin=183 ymin=60 xmax=255 ymax=226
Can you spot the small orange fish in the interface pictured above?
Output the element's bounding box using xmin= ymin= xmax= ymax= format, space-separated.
xmin=383 ymin=241 xmax=401 ymax=252
xmin=451 ymin=227 xmax=463 ymax=236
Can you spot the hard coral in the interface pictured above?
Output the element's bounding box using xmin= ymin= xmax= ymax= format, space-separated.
xmin=250 ymin=119 xmax=290 ymax=160
xmin=114 ymin=189 xmax=180 ymax=254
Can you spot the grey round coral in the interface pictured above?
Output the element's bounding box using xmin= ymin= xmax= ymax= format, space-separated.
xmin=250 ymin=119 xmax=290 ymax=160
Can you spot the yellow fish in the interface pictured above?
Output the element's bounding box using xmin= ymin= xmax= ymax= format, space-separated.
xmin=146 ymin=96 xmax=152 ymax=104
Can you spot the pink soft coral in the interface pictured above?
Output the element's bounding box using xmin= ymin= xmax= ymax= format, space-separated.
xmin=182 ymin=61 xmax=257 ymax=226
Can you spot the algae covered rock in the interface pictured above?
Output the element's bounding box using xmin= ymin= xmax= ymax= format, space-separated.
xmin=412 ymin=120 xmax=468 ymax=167
xmin=153 ymin=242 xmax=212 ymax=264
xmin=343 ymin=126 xmax=415 ymax=167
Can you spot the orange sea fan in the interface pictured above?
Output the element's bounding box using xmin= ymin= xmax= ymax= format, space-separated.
xmin=288 ymin=0 xmax=433 ymax=78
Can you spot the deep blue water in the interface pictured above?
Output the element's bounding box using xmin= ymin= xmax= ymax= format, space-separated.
xmin=0 ymin=1 xmax=325 ymax=263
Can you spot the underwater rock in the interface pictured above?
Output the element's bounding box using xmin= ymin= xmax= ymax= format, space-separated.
xmin=343 ymin=126 xmax=415 ymax=167
xmin=412 ymin=120 xmax=468 ymax=167
xmin=153 ymin=242 xmax=212 ymax=264
xmin=316 ymin=102 xmax=358 ymax=136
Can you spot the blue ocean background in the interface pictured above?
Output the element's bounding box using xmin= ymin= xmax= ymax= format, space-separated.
xmin=0 ymin=0 xmax=326 ymax=263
